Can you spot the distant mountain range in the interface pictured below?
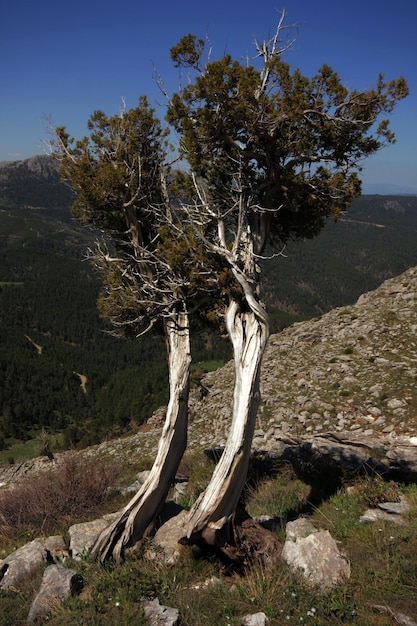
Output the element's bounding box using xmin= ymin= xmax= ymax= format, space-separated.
xmin=1 ymin=154 xmax=416 ymax=199
xmin=362 ymin=182 xmax=417 ymax=195
xmin=0 ymin=155 xmax=74 ymax=209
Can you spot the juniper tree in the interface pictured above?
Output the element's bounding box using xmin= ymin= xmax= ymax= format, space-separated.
xmin=166 ymin=13 xmax=408 ymax=556
xmin=54 ymin=98 xmax=197 ymax=561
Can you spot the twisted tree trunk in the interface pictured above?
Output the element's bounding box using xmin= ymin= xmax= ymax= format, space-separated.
xmin=184 ymin=298 xmax=270 ymax=556
xmin=92 ymin=311 xmax=191 ymax=562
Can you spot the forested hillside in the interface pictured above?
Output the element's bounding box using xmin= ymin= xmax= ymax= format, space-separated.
xmin=262 ymin=194 xmax=417 ymax=325
xmin=0 ymin=156 xmax=416 ymax=456
xmin=0 ymin=204 xmax=170 ymax=450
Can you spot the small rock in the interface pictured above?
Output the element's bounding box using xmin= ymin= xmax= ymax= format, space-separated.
xmin=373 ymin=416 xmax=386 ymax=426
xmin=394 ymin=612 xmax=417 ymax=626
xmin=341 ymin=376 xmax=358 ymax=386
xmin=378 ymin=496 xmax=410 ymax=515
xmin=375 ymin=357 xmax=390 ymax=365
xmin=368 ymin=407 xmax=382 ymax=417
xmin=265 ymin=427 xmax=276 ymax=441
xmin=241 ymin=612 xmax=269 ymax=625
xmin=255 ymin=515 xmax=280 ymax=532
xmin=285 ymin=518 xmax=317 ymax=540
xmin=369 ymin=383 xmax=384 ymax=397
xmin=207 ymin=576 xmax=226 ymax=588
xmin=172 ymin=482 xmax=188 ymax=503
xmin=121 ymin=470 xmax=151 ymax=494
xmin=360 ymin=509 xmax=405 ymax=525
xmin=371 ymin=604 xmax=417 ymax=626
xmin=387 ymin=398 xmax=405 ymax=410
xmin=43 ymin=535 xmax=69 ymax=563
xmin=142 ymin=597 xmax=179 ymax=626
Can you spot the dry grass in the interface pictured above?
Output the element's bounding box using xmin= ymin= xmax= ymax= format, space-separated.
xmin=0 ymin=452 xmax=122 ymax=542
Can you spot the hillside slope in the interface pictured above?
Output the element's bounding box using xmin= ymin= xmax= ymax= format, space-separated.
xmin=262 ymin=194 xmax=417 ymax=321
xmin=187 ymin=264 xmax=417 ymax=448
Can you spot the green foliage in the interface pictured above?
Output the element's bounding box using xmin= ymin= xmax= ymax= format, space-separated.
xmin=352 ymin=476 xmax=401 ymax=507
xmin=170 ymin=33 xmax=205 ymax=69
xmin=167 ymin=30 xmax=408 ymax=257
xmin=173 ymin=448 xmax=217 ymax=509
xmin=57 ymin=97 xmax=168 ymax=233
xmin=55 ymin=96 xmax=185 ymax=337
xmin=245 ymin=466 xmax=311 ymax=528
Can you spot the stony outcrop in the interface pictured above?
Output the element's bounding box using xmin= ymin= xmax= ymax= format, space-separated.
xmin=189 ymin=266 xmax=417 ymax=446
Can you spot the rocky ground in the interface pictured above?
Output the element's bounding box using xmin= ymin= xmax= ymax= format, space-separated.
xmin=189 ymin=265 xmax=417 ymax=444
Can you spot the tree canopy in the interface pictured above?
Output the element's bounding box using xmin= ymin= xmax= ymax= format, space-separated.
xmin=168 ymin=27 xmax=408 ymax=254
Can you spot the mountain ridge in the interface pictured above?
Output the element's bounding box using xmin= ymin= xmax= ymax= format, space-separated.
xmin=2 ymin=155 xmax=416 ymax=196
xmin=188 ymin=265 xmax=417 ymax=444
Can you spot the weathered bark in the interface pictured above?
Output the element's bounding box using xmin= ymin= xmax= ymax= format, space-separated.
xmin=184 ymin=298 xmax=270 ymax=549
xmin=91 ymin=311 xmax=191 ymax=562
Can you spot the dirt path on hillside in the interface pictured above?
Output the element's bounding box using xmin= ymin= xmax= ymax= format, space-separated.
xmin=74 ymin=372 xmax=88 ymax=394
xmin=25 ymin=335 xmax=42 ymax=355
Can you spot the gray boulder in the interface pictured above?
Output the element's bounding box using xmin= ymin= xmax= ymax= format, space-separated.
xmin=0 ymin=539 xmax=46 ymax=591
xmin=0 ymin=536 xmax=68 ymax=591
xmin=145 ymin=507 xmax=189 ymax=566
xmin=68 ymin=512 xmax=119 ymax=559
xmin=27 ymin=564 xmax=83 ymax=624
xmin=281 ymin=518 xmax=350 ymax=590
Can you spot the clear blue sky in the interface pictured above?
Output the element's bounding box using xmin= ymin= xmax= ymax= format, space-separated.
xmin=1 ymin=0 xmax=416 ymax=192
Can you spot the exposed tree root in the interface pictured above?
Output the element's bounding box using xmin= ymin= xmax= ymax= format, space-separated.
xmin=182 ymin=506 xmax=282 ymax=571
